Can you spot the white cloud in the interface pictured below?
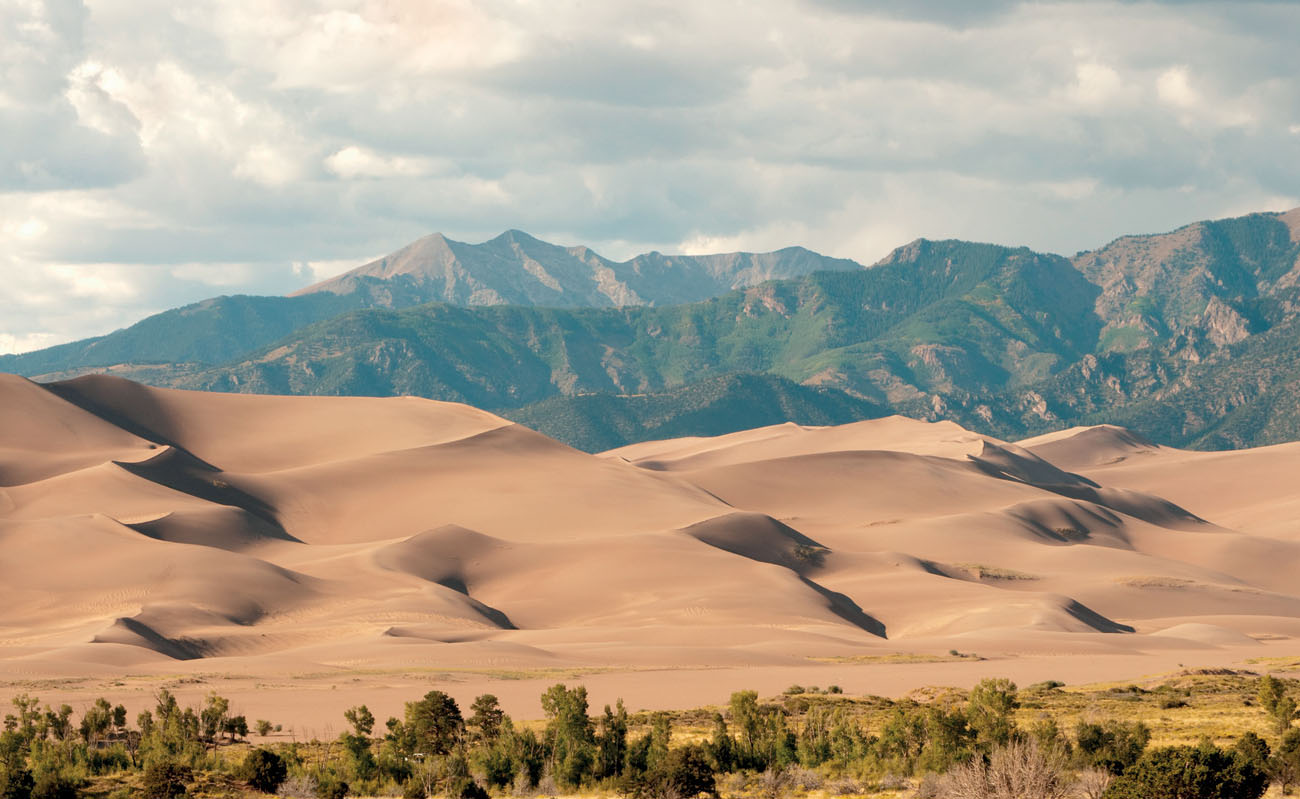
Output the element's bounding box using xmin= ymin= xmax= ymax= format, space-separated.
xmin=0 ymin=332 xmax=63 ymax=355
xmin=292 ymin=256 xmax=378 ymax=284
xmin=324 ymin=146 xmax=442 ymax=179
xmin=1156 ymin=66 xmax=1197 ymax=109
xmin=1068 ymin=61 xmax=1125 ymax=108
xmin=1 ymin=0 xmax=1299 ymax=351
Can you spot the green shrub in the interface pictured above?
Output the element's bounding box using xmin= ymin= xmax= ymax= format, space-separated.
xmin=1075 ymin=720 xmax=1150 ymax=774
xmin=623 ymin=745 xmax=717 ymax=799
xmin=1102 ymin=743 xmax=1267 ymax=799
xmin=0 ymin=767 xmax=34 ymax=799
xmin=448 ymin=776 xmax=489 ymax=799
xmin=239 ymin=748 xmax=287 ymax=794
xmin=141 ymin=761 xmax=192 ymax=799
xmin=314 ymin=775 xmax=349 ymax=799
xmin=29 ymin=773 xmax=78 ymax=799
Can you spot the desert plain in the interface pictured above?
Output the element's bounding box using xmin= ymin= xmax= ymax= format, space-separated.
xmin=2 ymin=373 xmax=1298 ymax=734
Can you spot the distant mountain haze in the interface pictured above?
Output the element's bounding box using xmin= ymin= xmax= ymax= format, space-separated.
xmin=0 ymin=232 xmax=863 ymax=377
xmin=292 ymin=228 xmax=865 ymax=308
xmin=3 ymin=208 xmax=1300 ymax=450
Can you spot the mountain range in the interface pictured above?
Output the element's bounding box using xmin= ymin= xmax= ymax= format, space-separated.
xmin=4 ymin=208 xmax=1299 ymax=451
xmin=293 ymin=228 xmax=864 ymax=308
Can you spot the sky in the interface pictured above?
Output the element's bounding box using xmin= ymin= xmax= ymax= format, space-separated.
xmin=3 ymin=0 xmax=1299 ymax=354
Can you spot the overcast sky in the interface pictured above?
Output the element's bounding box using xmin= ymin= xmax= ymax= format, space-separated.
xmin=3 ymin=0 xmax=1299 ymax=353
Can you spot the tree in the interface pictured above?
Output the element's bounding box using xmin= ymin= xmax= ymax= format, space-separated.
xmin=199 ymin=693 xmax=229 ymax=743
xmin=344 ymin=706 xmax=375 ymax=738
xmin=401 ymin=692 xmax=464 ymax=757
xmin=917 ymin=703 xmax=974 ymax=774
xmin=78 ymin=699 xmax=113 ymax=747
xmin=0 ymin=730 xmax=34 ymax=799
xmin=595 ymin=702 xmax=629 ymax=779
xmin=1259 ymin=675 xmax=1298 ymax=736
xmin=504 ymin=725 xmax=545 ymax=788
xmin=467 ymin=695 xmax=505 ymax=745
xmin=239 ymin=748 xmax=287 ymax=794
xmin=1103 ymin=742 xmax=1267 ymax=799
xmin=1075 ymin=720 xmax=1150 ymax=775
xmin=442 ymin=752 xmax=488 ymax=799
xmin=878 ymin=704 xmax=926 ymax=774
xmin=1234 ymin=732 xmax=1270 ymax=775
xmin=967 ymin=679 xmax=1019 ymax=750
xmin=636 ymin=745 xmax=718 ymax=799
xmin=42 ymin=708 xmax=70 ymax=743
xmin=728 ymin=691 xmax=762 ymax=765
xmin=705 ymin=713 xmax=735 ymax=774
xmin=541 ymin=684 xmax=595 ymax=787
xmin=1269 ymin=729 xmax=1300 ymax=795
xmin=647 ymin=713 xmax=672 ymax=772
xmin=221 ymin=715 xmax=249 ymax=741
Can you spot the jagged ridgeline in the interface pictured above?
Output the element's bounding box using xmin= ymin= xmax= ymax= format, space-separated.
xmin=3 ymin=208 xmax=1299 ymax=450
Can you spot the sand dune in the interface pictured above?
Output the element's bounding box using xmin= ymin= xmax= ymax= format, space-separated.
xmin=3 ymin=373 xmax=1300 ymax=722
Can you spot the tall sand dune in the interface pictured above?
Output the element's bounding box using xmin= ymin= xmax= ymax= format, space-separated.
xmin=3 ymin=375 xmax=1300 ymax=722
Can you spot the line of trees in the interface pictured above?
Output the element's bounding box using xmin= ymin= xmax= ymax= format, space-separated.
xmin=0 ymin=674 xmax=1297 ymax=798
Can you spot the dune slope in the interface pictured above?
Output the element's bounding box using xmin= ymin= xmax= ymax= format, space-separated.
xmin=3 ymin=375 xmax=1299 ymax=680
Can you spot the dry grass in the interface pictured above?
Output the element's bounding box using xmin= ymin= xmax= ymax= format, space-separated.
xmin=807 ymin=653 xmax=983 ymax=665
xmin=952 ymin=563 xmax=1041 ymax=581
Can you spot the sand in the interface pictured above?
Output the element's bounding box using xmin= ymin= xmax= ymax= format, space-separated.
xmin=2 ymin=374 xmax=1298 ymax=727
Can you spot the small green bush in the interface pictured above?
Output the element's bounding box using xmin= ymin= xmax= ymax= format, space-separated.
xmin=30 ymin=773 xmax=79 ymax=799
xmin=0 ymin=767 xmax=34 ymax=799
xmin=240 ymin=748 xmax=287 ymax=794
xmin=315 ymin=776 xmax=349 ymax=799
xmin=1103 ymin=743 xmax=1266 ymax=799
xmin=141 ymin=761 xmax=192 ymax=799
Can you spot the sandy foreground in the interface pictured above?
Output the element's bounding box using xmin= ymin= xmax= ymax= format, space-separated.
xmin=2 ymin=374 xmax=1298 ymax=729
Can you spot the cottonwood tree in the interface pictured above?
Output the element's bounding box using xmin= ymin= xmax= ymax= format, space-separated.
xmin=967 ymin=679 xmax=1019 ymax=751
xmin=541 ymin=684 xmax=595 ymax=787
xmin=1260 ymin=675 xmax=1298 ymax=736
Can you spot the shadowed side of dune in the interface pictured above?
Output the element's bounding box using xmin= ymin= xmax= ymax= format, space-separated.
xmin=1002 ymin=498 xmax=1132 ymax=547
xmin=678 ymin=512 xmax=884 ymax=636
xmin=374 ymin=525 xmax=518 ymax=629
xmin=91 ymin=616 xmax=209 ymax=661
xmin=114 ymin=446 xmax=294 ymax=539
xmin=680 ymin=512 xmax=829 ymax=574
xmin=1060 ymin=597 xmax=1135 ymax=634
xmin=970 ymin=441 xmax=1209 ymax=531
xmin=968 ymin=441 xmax=1098 ymax=488
xmin=124 ymin=506 xmax=296 ymax=551
xmin=799 ymin=577 xmax=888 ymax=637
xmin=43 ymin=375 xmax=186 ymax=448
